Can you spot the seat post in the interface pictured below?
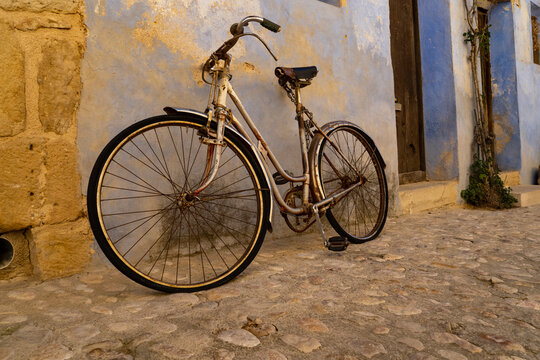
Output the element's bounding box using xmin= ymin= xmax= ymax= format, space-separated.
xmin=294 ymin=84 xmax=303 ymax=114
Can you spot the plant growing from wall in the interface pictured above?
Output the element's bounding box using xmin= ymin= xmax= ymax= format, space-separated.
xmin=461 ymin=0 xmax=517 ymax=208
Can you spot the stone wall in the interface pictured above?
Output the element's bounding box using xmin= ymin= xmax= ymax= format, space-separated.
xmin=0 ymin=0 xmax=92 ymax=281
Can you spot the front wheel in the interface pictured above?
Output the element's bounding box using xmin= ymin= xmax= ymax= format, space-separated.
xmin=87 ymin=114 xmax=270 ymax=292
xmin=310 ymin=122 xmax=388 ymax=243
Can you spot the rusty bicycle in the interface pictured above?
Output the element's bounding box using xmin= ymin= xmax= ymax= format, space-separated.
xmin=87 ymin=16 xmax=388 ymax=292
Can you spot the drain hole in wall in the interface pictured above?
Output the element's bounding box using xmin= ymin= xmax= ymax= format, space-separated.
xmin=0 ymin=237 xmax=14 ymax=269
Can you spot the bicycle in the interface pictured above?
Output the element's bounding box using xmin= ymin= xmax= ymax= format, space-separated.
xmin=87 ymin=16 xmax=388 ymax=293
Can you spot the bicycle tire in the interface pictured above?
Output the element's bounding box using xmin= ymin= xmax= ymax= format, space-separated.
xmin=87 ymin=114 xmax=270 ymax=292
xmin=310 ymin=121 xmax=388 ymax=243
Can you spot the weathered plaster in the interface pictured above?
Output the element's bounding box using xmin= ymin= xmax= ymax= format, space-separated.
xmin=490 ymin=3 xmax=522 ymax=171
xmin=417 ymin=0 xmax=459 ymax=180
xmin=515 ymin=0 xmax=540 ymax=184
xmin=78 ymin=0 xmax=398 ymax=235
xmin=451 ymin=0 xmax=476 ymax=201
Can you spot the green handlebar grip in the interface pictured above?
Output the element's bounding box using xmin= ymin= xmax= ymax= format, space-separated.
xmin=261 ymin=18 xmax=281 ymax=33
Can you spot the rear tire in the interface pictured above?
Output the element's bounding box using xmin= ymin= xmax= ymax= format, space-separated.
xmin=311 ymin=122 xmax=388 ymax=243
xmin=87 ymin=114 xmax=270 ymax=292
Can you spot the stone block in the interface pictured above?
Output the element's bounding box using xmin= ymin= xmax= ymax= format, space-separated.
xmin=38 ymin=39 xmax=83 ymax=135
xmin=510 ymin=185 xmax=540 ymax=207
xmin=43 ymin=138 xmax=83 ymax=224
xmin=0 ymin=136 xmax=45 ymax=233
xmin=500 ymin=171 xmax=520 ymax=187
xmin=30 ymin=218 xmax=93 ymax=279
xmin=12 ymin=16 xmax=72 ymax=31
xmin=0 ymin=231 xmax=33 ymax=281
xmin=399 ymin=180 xmax=458 ymax=215
xmin=0 ymin=0 xmax=80 ymax=14
xmin=0 ymin=21 xmax=25 ymax=137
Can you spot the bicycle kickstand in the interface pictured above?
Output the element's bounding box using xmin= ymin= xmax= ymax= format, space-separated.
xmin=312 ymin=206 xmax=349 ymax=252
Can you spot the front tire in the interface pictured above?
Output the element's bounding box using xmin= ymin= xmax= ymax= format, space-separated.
xmin=87 ymin=114 xmax=270 ymax=292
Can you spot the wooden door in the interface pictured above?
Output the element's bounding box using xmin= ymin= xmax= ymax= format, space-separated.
xmin=389 ymin=0 xmax=425 ymax=184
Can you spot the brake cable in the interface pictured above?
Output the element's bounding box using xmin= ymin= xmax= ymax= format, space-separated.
xmin=201 ymin=32 xmax=278 ymax=85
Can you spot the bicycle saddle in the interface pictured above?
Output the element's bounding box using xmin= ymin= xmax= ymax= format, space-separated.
xmin=275 ymin=66 xmax=318 ymax=87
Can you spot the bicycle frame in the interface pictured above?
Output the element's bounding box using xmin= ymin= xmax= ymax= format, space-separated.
xmin=192 ymin=59 xmax=363 ymax=216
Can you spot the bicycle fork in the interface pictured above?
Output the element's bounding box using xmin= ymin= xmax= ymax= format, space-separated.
xmin=191 ymin=108 xmax=227 ymax=196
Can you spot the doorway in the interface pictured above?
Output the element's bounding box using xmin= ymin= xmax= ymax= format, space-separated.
xmin=389 ymin=0 xmax=426 ymax=184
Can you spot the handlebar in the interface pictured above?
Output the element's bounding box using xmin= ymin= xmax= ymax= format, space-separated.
xmin=205 ymin=16 xmax=280 ymax=68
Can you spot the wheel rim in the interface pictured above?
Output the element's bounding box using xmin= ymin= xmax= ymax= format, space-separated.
xmin=318 ymin=127 xmax=386 ymax=240
xmin=95 ymin=121 xmax=264 ymax=288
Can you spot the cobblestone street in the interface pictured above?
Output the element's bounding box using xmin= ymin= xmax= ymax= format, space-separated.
xmin=1 ymin=206 xmax=539 ymax=360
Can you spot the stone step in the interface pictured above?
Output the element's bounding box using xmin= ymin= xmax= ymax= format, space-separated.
xmin=510 ymin=185 xmax=540 ymax=207
xmin=399 ymin=180 xmax=457 ymax=215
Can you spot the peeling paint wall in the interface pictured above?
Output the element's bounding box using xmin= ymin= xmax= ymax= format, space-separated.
xmin=515 ymin=0 xmax=540 ymax=184
xmin=77 ymin=0 xmax=398 ymax=233
xmin=450 ymin=0 xmax=476 ymax=200
xmin=491 ymin=3 xmax=522 ymax=172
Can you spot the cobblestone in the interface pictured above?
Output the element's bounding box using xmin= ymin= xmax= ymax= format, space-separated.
xmin=0 ymin=206 xmax=539 ymax=359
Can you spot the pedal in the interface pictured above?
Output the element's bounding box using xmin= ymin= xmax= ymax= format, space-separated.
xmin=327 ymin=236 xmax=348 ymax=252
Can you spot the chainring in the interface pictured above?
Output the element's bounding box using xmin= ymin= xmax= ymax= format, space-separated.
xmin=282 ymin=186 xmax=315 ymax=233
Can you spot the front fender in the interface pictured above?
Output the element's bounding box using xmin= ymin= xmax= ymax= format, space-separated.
xmin=163 ymin=107 xmax=274 ymax=232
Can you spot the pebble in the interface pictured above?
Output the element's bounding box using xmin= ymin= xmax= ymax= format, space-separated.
xmin=108 ymin=322 xmax=136 ymax=332
xmin=281 ymin=334 xmax=321 ymax=353
xmin=354 ymin=341 xmax=387 ymax=358
xmin=354 ymin=297 xmax=386 ymax=306
xmin=91 ymin=305 xmax=113 ymax=315
xmin=215 ymin=348 xmax=235 ymax=360
xmin=383 ymin=254 xmax=404 ymax=261
xmin=372 ymin=326 xmax=390 ymax=334
xmin=47 ymin=309 xmax=82 ymax=322
xmin=28 ymin=344 xmax=73 ymax=360
xmin=308 ymin=276 xmax=324 ymax=285
xmin=438 ymin=350 xmax=468 ymax=360
xmin=398 ymin=337 xmax=424 ymax=351
xmin=300 ymin=318 xmax=329 ymax=333
xmin=193 ymin=301 xmax=218 ymax=311
xmin=386 ymin=304 xmax=422 ymax=316
xmin=363 ymin=290 xmax=389 ymax=297
xmin=64 ymin=324 xmax=100 ymax=341
xmin=150 ymin=343 xmax=193 ymax=359
xmin=11 ymin=325 xmax=52 ymax=345
xmin=83 ymin=340 xmax=123 ymax=353
xmin=80 ymin=273 xmax=104 ymax=284
xmin=205 ymin=288 xmax=241 ymax=302
xmin=0 ymin=315 xmax=27 ymax=324
xmin=432 ymin=332 xmax=482 ymax=353
xmin=7 ymin=290 xmax=35 ymax=301
xmin=0 ymin=348 xmax=14 ymax=360
xmin=218 ymin=329 xmax=260 ymax=347
xmin=395 ymin=321 xmax=426 ymax=333
xmin=168 ymin=293 xmax=200 ymax=306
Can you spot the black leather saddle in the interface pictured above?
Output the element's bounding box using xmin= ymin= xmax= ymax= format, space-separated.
xmin=275 ymin=66 xmax=318 ymax=87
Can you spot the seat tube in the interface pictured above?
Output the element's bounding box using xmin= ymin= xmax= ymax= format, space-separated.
xmin=295 ymin=85 xmax=310 ymax=206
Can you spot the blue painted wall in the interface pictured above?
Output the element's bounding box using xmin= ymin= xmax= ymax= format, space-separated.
xmin=515 ymin=0 xmax=540 ymax=184
xmin=490 ymin=3 xmax=522 ymax=171
xmin=417 ymin=0 xmax=459 ymax=180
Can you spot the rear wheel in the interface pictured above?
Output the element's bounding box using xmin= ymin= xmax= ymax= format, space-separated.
xmin=87 ymin=114 xmax=270 ymax=292
xmin=312 ymin=123 xmax=388 ymax=243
